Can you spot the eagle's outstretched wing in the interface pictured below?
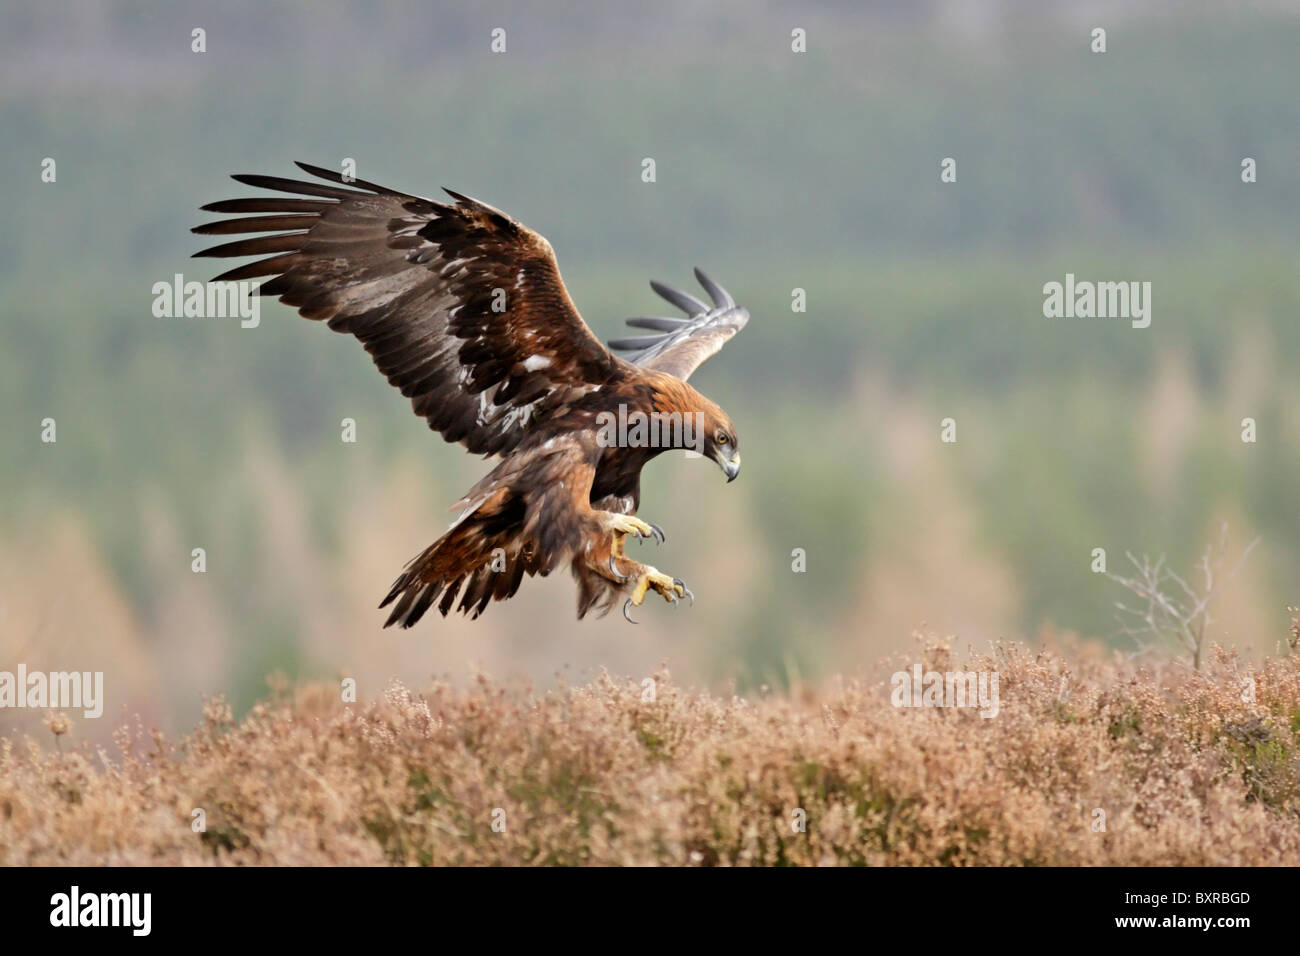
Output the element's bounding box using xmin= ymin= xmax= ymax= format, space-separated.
xmin=193 ymin=162 xmax=619 ymax=457
xmin=607 ymin=268 xmax=749 ymax=381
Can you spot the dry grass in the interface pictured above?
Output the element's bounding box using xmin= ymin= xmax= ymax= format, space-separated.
xmin=2 ymin=639 xmax=1299 ymax=865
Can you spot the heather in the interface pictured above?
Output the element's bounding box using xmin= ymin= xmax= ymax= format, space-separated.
xmin=3 ymin=640 xmax=1298 ymax=866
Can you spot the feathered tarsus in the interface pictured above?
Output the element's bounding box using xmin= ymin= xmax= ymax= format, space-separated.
xmin=195 ymin=162 xmax=748 ymax=625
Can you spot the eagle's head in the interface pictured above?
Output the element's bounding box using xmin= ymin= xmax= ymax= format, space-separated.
xmin=687 ymin=397 xmax=740 ymax=482
xmin=650 ymin=374 xmax=743 ymax=481
xmin=645 ymin=376 xmax=740 ymax=482
xmin=704 ymin=414 xmax=741 ymax=482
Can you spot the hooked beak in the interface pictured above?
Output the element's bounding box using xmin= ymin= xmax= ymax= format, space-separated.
xmin=719 ymin=452 xmax=741 ymax=483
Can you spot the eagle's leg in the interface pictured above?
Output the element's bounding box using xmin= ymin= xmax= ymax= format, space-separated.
xmin=616 ymin=563 xmax=693 ymax=623
xmin=629 ymin=568 xmax=687 ymax=606
xmin=594 ymin=516 xmax=685 ymax=622
xmin=603 ymin=513 xmax=665 ymax=546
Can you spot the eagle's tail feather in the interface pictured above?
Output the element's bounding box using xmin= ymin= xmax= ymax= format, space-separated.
xmin=379 ymin=492 xmax=538 ymax=628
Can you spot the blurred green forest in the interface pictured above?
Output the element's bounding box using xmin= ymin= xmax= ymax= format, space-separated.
xmin=1 ymin=2 xmax=1298 ymax=723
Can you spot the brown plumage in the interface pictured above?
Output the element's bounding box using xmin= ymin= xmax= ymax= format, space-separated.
xmin=194 ymin=162 xmax=748 ymax=625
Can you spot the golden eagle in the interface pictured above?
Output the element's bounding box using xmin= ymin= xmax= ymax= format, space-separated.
xmin=194 ymin=163 xmax=747 ymax=625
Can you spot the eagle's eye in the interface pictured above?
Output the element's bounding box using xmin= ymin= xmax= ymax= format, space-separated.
xmin=715 ymin=429 xmax=729 ymax=446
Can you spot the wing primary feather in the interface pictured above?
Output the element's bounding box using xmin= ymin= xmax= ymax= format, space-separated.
xmin=193 ymin=232 xmax=307 ymax=258
xmin=650 ymin=279 xmax=708 ymax=316
xmin=200 ymin=198 xmax=334 ymax=213
xmin=230 ymin=173 xmax=361 ymax=200
xmin=625 ymin=316 xmax=687 ymax=331
xmin=192 ymin=215 xmax=318 ymax=235
xmin=292 ymin=160 xmax=394 ymax=194
xmin=209 ymin=253 xmax=299 ymax=282
xmin=693 ymin=267 xmax=735 ymax=308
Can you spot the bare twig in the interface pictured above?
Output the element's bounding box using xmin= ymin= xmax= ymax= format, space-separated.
xmin=1106 ymin=523 xmax=1259 ymax=669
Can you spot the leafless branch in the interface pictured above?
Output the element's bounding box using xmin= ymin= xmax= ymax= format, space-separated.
xmin=1106 ymin=522 xmax=1259 ymax=669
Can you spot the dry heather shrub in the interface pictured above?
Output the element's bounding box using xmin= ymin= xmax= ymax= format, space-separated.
xmin=1 ymin=641 xmax=1298 ymax=865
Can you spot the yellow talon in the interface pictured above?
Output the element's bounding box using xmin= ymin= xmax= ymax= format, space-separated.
xmin=606 ymin=514 xmax=665 ymax=556
xmin=608 ymin=514 xmax=656 ymax=539
xmin=621 ymin=568 xmax=692 ymax=623
xmin=631 ymin=569 xmax=684 ymax=606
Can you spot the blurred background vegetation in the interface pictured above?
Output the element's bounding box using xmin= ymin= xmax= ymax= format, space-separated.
xmin=2 ymin=0 xmax=1298 ymax=735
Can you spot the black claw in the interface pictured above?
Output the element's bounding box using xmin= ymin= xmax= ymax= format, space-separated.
xmin=648 ymin=522 xmax=665 ymax=545
xmin=622 ymin=598 xmax=638 ymax=624
xmin=673 ymin=578 xmax=695 ymax=606
xmin=609 ymin=555 xmax=627 ymax=581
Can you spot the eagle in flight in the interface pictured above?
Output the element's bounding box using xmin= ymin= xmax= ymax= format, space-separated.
xmin=194 ymin=163 xmax=747 ymax=626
